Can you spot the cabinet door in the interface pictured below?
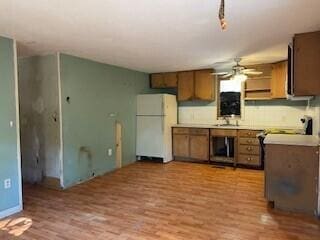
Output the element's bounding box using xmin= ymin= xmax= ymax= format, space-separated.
xmin=271 ymin=61 xmax=287 ymax=99
xmin=178 ymin=71 xmax=194 ymax=101
xmin=150 ymin=73 xmax=164 ymax=88
xmin=163 ymin=72 xmax=178 ymax=88
xmin=294 ymin=31 xmax=320 ymax=96
xmin=190 ymin=135 xmax=209 ymax=161
xmin=173 ymin=134 xmax=189 ymax=158
xmin=194 ymin=69 xmax=215 ymax=101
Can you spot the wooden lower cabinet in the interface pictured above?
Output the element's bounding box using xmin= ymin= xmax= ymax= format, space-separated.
xmin=265 ymin=144 xmax=319 ymax=215
xmin=190 ymin=135 xmax=209 ymax=160
xmin=173 ymin=134 xmax=189 ymax=158
xmin=237 ymin=130 xmax=262 ymax=167
xmin=173 ymin=128 xmax=209 ymax=162
xmin=173 ymin=127 xmax=263 ymax=168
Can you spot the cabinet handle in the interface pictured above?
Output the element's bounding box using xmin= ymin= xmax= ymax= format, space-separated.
xmin=247 ymin=140 xmax=252 ymax=144
xmin=247 ymin=147 xmax=253 ymax=151
xmin=247 ymin=157 xmax=252 ymax=161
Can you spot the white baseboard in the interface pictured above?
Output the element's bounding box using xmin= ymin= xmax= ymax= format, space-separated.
xmin=0 ymin=205 xmax=23 ymax=219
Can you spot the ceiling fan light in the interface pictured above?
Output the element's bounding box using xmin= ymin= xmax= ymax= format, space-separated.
xmin=232 ymin=74 xmax=247 ymax=82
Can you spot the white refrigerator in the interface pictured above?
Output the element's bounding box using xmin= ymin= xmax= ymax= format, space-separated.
xmin=136 ymin=94 xmax=177 ymax=163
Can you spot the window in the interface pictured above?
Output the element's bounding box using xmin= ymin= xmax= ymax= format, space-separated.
xmin=218 ymin=79 xmax=242 ymax=117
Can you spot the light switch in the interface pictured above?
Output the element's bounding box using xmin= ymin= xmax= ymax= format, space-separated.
xmin=9 ymin=121 xmax=14 ymax=127
xmin=108 ymin=148 xmax=112 ymax=156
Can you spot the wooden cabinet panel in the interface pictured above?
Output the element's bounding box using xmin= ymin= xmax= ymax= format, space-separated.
xmin=239 ymin=137 xmax=259 ymax=146
xmin=151 ymin=73 xmax=177 ymax=88
xmin=294 ymin=31 xmax=320 ymax=96
xmin=238 ymin=154 xmax=260 ymax=166
xmin=189 ymin=128 xmax=209 ymax=136
xmin=190 ymin=135 xmax=209 ymax=160
xmin=271 ymin=61 xmax=287 ymax=99
xmin=178 ymin=71 xmax=194 ymax=101
xmin=194 ymin=70 xmax=215 ymax=101
xmin=239 ymin=145 xmax=260 ymax=155
xmin=246 ymin=78 xmax=270 ymax=91
xmin=244 ymin=64 xmax=272 ymax=100
xmin=173 ymin=127 xmax=189 ymax=135
xmin=265 ymin=144 xmax=319 ymax=215
xmin=173 ymin=134 xmax=189 ymax=158
xmin=210 ymin=129 xmax=237 ymax=137
xmin=163 ymin=72 xmax=178 ymax=88
xmin=150 ymin=73 xmax=164 ymax=88
xmin=238 ymin=130 xmax=261 ymax=138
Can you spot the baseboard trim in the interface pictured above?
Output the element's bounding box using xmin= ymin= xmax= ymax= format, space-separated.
xmin=0 ymin=204 xmax=22 ymax=219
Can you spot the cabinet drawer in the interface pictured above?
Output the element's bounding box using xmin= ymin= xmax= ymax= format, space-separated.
xmin=190 ymin=128 xmax=209 ymax=136
xmin=239 ymin=137 xmax=259 ymax=146
xmin=238 ymin=154 xmax=260 ymax=166
xmin=210 ymin=129 xmax=237 ymax=137
xmin=239 ymin=145 xmax=260 ymax=155
xmin=173 ymin=128 xmax=189 ymax=134
xmin=238 ymin=130 xmax=261 ymax=138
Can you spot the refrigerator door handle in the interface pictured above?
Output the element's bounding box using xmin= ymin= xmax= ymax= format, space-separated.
xmin=162 ymin=116 xmax=164 ymax=133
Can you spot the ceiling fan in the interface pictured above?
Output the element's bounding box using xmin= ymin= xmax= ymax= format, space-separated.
xmin=212 ymin=58 xmax=263 ymax=82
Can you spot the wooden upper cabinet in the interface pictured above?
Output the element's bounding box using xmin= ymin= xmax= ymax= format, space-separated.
xmin=163 ymin=72 xmax=178 ymax=88
xmin=150 ymin=72 xmax=177 ymax=88
xmin=271 ymin=61 xmax=287 ymax=99
xmin=293 ymin=31 xmax=320 ymax=96
xmin=194 ymin=69 xmax=215 ymax=101
xmin=150 ymin=73 xmax=164 ymax=88
xmin=244 ymin=64 xmax=272 ymax=100
xmin=178 ymin=71 xmax=194 ymax=101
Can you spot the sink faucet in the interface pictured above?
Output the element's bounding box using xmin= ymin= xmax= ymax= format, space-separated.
xmin=223 ymin=116 xmax=230 ymax=125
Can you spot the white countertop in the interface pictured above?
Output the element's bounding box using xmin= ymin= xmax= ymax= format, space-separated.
xmin=264 ymin=134 xmax=319 ymax=147
xmin=173 ymin=123 xmax=302 ymax=131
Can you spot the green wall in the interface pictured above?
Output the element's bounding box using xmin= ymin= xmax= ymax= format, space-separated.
xmin=59 ymin=54 xmax=153 ymax=188
xmin=0 ymin=37 xmax=21 ymax=215
xmin=18 ymin=55 xmax=61 ymax=184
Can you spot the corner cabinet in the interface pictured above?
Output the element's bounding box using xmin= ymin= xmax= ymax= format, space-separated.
xmin=178 ymin=69 xmax=215 ymax=102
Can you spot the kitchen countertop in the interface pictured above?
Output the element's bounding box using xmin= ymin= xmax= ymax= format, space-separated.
xmin=264 ymin=134 xmax=319 ymax=146
xmin=173 ymin=123 xmax=303 ymax=131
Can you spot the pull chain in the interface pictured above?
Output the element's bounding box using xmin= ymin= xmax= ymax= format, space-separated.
xmin=219 ymin=0 xmax=227 ymax=30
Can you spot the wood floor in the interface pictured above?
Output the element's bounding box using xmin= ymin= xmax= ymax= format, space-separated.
xmin=1 ymin=161 xmax=320 ymax=240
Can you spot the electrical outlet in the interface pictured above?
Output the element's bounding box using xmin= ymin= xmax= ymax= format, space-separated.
xmin=108 ymin=148 xmax=112 ymax=156
xmin=4 ymin=179 xmax=11 ymax=189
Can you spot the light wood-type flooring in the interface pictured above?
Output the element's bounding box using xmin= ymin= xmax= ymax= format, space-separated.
xmin=1 ymin=161 xmax=320 ymax=239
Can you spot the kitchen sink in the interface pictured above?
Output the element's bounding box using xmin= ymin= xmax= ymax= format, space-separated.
xmin=212 ymin=124 xmax=239 ymax=127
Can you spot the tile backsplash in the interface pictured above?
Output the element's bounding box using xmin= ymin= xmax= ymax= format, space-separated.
xmin=178 ymin=99 xmax=320 ymax=135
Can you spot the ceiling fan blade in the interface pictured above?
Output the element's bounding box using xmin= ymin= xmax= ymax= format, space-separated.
xmin=221 ymin=73 xmax=233 ymax=78
xmin=211 ymin=72 xmax=229 ymax=75
xmin=242 ymin=68 xmax=256 ymax=73
xmin=246 ymin=71 xmax=263 ymax=75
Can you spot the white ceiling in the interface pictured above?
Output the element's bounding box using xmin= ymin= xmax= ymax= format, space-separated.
xmin=0 ymin=0 xmax=320 ymax=73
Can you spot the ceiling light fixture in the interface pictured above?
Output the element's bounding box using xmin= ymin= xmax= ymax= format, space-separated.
xmin=231 ymin=73 xmax=248 ymax=83
xmin=219 ymin=0 xmax=227 ymax=30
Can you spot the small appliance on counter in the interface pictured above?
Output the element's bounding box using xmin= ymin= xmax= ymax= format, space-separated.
xmin=301 ymin=115 xmax=313 ymax=135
